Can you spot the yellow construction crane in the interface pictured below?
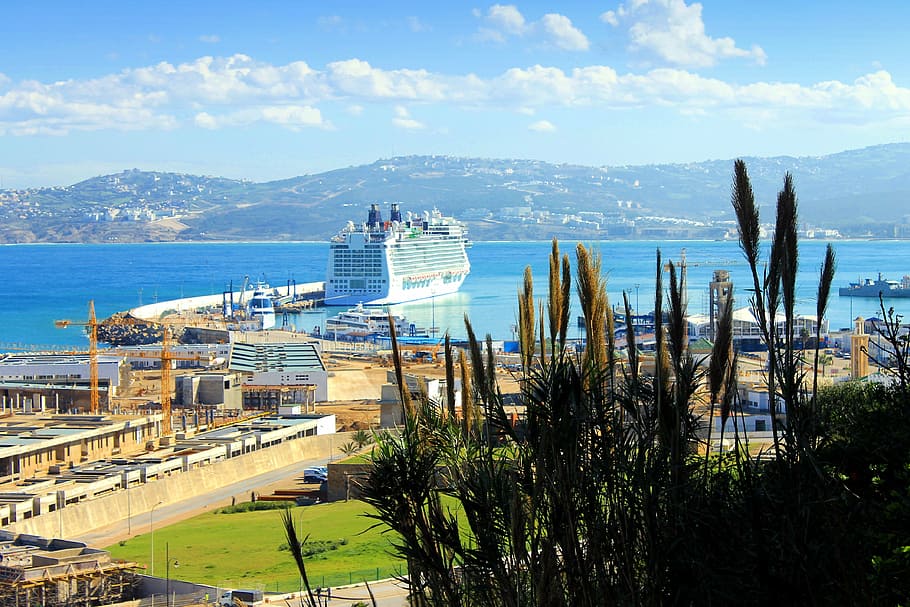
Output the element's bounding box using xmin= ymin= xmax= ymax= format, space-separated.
xmin=55 ymin=301 xmax=197 ymax=436
xmin=55 ymin=300 xmax=101 ymax=413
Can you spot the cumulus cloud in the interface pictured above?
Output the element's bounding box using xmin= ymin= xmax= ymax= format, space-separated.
xmin=541 ymin=14 xmax=589 ymax=51
xmin=193 ymin=105 xmax=325 ymax=130
xmin=392 ymin=105 xmax=425 ymax=130
xmin=528 ymin=119 xmax=556 ymax=132
xmin=0 ymin=52 xmax=908 ymax=136
xmin=477 ymin=4 xmax=589 ymax=51
xmin=602 ymin=0 xmax=766 ymax=68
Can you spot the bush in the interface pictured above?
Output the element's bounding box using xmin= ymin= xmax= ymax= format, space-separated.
xmin=216 ymin=500 xmax=294 ymax=514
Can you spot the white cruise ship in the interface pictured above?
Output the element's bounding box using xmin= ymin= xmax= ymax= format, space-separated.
xmin=325 ymin=203 xmax=471 ymax=306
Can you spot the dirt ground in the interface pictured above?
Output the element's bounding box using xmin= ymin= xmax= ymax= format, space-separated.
xmin=118 ymin=354 xmax=521 ymax=433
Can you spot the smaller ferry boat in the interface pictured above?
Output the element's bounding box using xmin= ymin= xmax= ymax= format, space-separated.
xmin=839 ymin=273 xmax=910 ymax=298
xmin=324 ymin=303 xmax=427 ymax=341
xmin=247 ymin=283 xmax=277 ymax=329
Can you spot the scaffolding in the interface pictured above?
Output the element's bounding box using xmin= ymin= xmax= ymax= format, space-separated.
xmin=0 ymin=534 xmax=140 ymax=607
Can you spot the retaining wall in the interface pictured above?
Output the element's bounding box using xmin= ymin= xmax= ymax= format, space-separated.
xmin=6 ymin=431 xmax=354 ymax=540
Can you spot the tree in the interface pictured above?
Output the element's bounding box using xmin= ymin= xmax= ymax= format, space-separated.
xmin=360 ymin=161 xmax=897 ymax=606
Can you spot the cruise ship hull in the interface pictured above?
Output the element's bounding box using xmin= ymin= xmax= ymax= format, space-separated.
xmin=329 ymin=272 xmax=466 ymax=306
xmin=325 ymin=204 xmax=471 ymax=307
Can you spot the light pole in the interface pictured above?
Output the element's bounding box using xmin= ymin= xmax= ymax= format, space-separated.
xmin=126 ymin=470 xmax=131 ymax=535
xmin=165 ymin=542 xmax=179 ymax=607
xmin=150 ymin=500 xmax=163 ymax=576
xmin=634 ymin=284 xmax=640 ymax=316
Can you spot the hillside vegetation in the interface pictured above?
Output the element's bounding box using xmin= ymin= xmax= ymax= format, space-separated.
xmin=3 ymin=144 xmax=910 ymax=243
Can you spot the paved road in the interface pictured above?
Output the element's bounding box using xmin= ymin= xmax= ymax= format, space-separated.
xmin=74 ymin=454 xmax=335 ymax=548
xmin=73 ymin=455 xmax=414 ymax=605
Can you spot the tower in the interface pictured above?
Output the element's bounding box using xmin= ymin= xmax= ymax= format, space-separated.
xmin=850 ymin=316 xmax=869 ymax=379
xmin=709 ymin=269 xmax=733 ymax=341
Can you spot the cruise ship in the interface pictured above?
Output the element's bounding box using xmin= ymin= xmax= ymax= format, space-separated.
xmin=325 ymin=203 xmax=471 ymax=306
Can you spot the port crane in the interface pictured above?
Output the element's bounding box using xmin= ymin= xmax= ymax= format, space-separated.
xmin=55 ymin=301 xmax=203 ymax=436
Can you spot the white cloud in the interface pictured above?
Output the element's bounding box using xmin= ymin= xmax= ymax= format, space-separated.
xmin=601 ymin=11 xmax=619 ymax=27
xmin=392 ymin=105 xmax=425 ymax=130
xmin=406 ymin=16 xmax=429 ymax=32
xmin=0 ymin=53 xmax=908 ymax=136
xmin=192 ymin=105 xmax=325 ymax=130
xmin=477 ymin=4 xmax=589 ymax=51
xmin=486 ymin=4 xmax=527 ymax=35
xmin=540 ymin=14 xmax=589 ymax=51
xmin=529 ymin=119 xmax=556 ymax=132
xmin=199 ymin=34 xmax=220 ymax=44
xmin=605 ymin=0 xmax=766 ymax=68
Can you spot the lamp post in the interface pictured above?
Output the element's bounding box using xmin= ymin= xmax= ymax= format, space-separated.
xmin=126 ymin=470 xmax=131 ymax=535
xmin=634 ymin=283 xmax=640 ymax=315
xmin=165 ymin=542 xmax=179 ymax=607
xmin=150 ymin=500 xmax=163 ymax=576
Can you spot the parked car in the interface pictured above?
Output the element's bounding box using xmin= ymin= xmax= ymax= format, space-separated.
xmin=303 ymin=468 xmax=328 ymax=483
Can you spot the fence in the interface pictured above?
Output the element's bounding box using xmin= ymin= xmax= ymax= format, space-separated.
xmin=255 ymin=565 xmax=408 ymax=594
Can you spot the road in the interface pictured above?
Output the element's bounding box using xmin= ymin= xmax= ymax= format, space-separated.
xmin=73 ymin=454 xmax=334 ymax=548
xmin=73 ymin=456 xmax=412 ymax=606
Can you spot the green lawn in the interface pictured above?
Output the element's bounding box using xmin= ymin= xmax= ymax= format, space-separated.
xmin=107 ymin=500 xmax=405 ymax=592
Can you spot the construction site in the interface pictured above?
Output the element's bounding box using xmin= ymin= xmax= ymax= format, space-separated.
xmin=0 ymin=533 xmax=139 ymax=607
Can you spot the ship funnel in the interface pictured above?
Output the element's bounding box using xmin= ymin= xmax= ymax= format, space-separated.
xmin=367 ymin=203 xmax=382 ymax=229
xmin=390 ymin=203 xmax=402 ymax=223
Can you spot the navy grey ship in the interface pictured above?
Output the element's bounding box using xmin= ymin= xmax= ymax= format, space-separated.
xmin=838 ymin=273 xmax=910 ymax=298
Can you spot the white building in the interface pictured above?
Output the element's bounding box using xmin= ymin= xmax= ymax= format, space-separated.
xmin=228 ymin=342 xmax=329 ymax=409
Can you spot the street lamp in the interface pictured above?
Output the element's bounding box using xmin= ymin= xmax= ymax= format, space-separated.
xmin=165 ymin=542 xmax=180 ymax=607
xmin=150 ymin=500 xmax=163 ymax=576
xmin=634 ymin=284 xmax=640 ymax=316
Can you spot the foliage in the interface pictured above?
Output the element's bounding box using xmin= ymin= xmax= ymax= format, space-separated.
xmin=361 ymin=161 xmax=910 ymax=606
xmin=214 ymin=500 xmax=295 ymax=514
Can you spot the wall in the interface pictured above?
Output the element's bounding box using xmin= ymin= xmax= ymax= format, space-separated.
xmin=6 ymin=431 xmax=357 ymax=540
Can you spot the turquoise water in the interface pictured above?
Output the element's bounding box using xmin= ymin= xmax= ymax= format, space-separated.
xmin=1 ymin=240 xmax=907 ymax=348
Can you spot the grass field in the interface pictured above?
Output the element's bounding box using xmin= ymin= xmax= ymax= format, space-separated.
xmin=106 ymin=500 xmax=405 ymax=592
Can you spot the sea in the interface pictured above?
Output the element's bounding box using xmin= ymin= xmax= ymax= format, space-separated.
xmin=1 ymin=239 xmax=907 ymax=349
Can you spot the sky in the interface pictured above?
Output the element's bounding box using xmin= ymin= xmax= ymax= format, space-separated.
xmin=2 ymin=0 xmax=909 ymax=188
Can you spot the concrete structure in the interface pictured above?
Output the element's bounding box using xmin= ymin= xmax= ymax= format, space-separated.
xmin=119 ymin=343 xmax=229 ymax=369
xmin=0 ymin=533 xmax=137 ymax=607
xmin=708 ymin=269 xmax=733 ymax=341
xmin=229 ymin=342 xmax=329 ymax=407
xmin=0 ymin=354 xmax=126 ymax=413
xmin=379 ymin=370 xmax=461 ymax=427
xmin=0 ymin=414 xmax=160 ymax=490
xmin=6 ymin=424 xmax=345 ymax=541
xmin=175 ymin=372 xmax=243 ymax=410
xmin=851 ymin=316 xmax=870 ymax=379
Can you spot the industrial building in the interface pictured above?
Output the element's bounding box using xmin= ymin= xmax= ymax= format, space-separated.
xmin=0 ymin=354 xmax=126 ymax=413
xmin=229 ymin=342 xmax=328 ymax=411
xmin=175 ymin=372 xmax=244 ymax=410
xmin=379 ymin=370 xmax=461 ymax=427
xmin=0 ymin=414 xmax=160 ymax=494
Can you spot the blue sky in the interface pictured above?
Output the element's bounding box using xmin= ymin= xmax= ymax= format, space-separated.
xmin=2 ymin=0 xmax=909 ymax=188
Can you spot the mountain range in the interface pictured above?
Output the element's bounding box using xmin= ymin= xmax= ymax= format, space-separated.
xmin=2 ymin=143 xmax=910 ymax=243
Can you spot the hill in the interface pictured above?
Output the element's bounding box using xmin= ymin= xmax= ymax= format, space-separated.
xmin=2 ymin=144 xmax=910 ymax=243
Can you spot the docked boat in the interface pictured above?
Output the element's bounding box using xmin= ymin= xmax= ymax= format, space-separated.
xmin=838 ymin=273 xmax=910 ymax=298
xmin=324 ymin=303 xmax=428 ymax=340
xmin=247 ymin=283 xmax=277 ymax=329
xmin=325 ymin=203 xmax=471 ymax=306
